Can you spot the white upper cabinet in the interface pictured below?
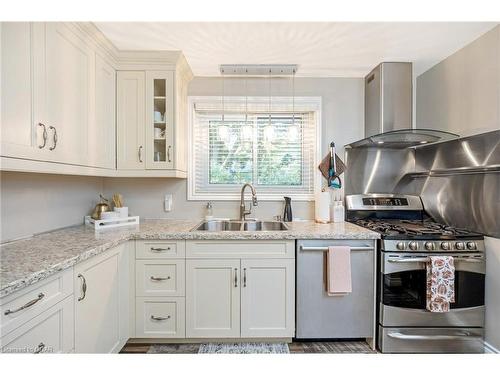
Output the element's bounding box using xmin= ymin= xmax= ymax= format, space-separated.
xmin=32 ymin=23 xmax=93 ymax=166
xmin=0 ymin=22 xmax=43 ymax=160
xmin=145 ymin=71 xmax=175 ymax=170
xmin=116 ymin=71 xmax=146 ymax=170
xmin=92 ymin=54 xmax=116 ymax=169
xmin=116 ymin=68 xmax=190 ymax=175
xmin=1 ymin=22 xmax=192 ymax=177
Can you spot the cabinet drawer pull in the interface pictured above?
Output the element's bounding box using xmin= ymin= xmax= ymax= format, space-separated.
xmin=150 ymin=315 xmax=171 ymax=321
xmin=150 ymin=247 xmax=171 ymax=252
xmin=234 ymin=268 xmax=238 ymax=287
xmin=38 ymin=123 xmax=47 ymax=149
xmin=48 ymin=126 xmax=57 ymax=150
xmin=243 ymin=268 xmax=247 ymax=287
xmin=138 ymin=146 xmax=143 ymax=163
xmin=33 ymin=342 xmax=46 ymax=354
xmin=77 ymin=274 xmax=87 ymax=301
xmin=4 ymin=293 xmax=45 ymax=315
xmin=167 ymin=145 xmax=172 ymax=162
xmin=150 ymin=276 xmax=171 ymax=281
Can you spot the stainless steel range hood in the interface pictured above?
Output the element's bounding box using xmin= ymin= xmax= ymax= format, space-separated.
xmin=365 ymin=62 xmax=413 ymax=137
xmin=356 ymin=62 xmax=460 ymax=149
xmin=346 ymin=128 xmax=459 ymax=149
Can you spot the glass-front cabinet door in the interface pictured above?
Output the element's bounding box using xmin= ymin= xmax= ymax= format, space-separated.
xmin=145 ymin=71 xmax=174 ymax=169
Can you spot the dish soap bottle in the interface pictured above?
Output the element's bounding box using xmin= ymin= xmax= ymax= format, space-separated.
xmin=283 ymin=197 xmax=293 ymax=222
xmin=205 ymin=202 xmax=214 ymax=220
xmin=332 ymin=197 xmax=345 ymax=223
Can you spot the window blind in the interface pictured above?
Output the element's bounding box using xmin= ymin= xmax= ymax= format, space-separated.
xmin=189 ymin=96 xmax=320 ymax=201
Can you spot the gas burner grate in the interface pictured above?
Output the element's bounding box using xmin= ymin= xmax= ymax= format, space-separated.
xmin=354 ymin=219 xmax=480 ymax=238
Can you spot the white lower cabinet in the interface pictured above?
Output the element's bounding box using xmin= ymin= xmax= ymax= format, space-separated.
xmin=136 ymin=297 xmax=185 ymax=338
xmin=74 ymin=245 xmax=129 ymax=353
xmin=240 ymin=259 xmax=295 ymax=338
xmin=1 ymin=297 xmax=74 ymax=354
xmin=186 ymin=259 xmax=241 ymax=338
xmin=185 ymin=249 xmax=295 ymax=339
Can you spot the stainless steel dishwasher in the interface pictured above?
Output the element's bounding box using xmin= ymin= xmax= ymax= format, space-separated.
xmin=296 ymin=239 xmax=376 ymax=342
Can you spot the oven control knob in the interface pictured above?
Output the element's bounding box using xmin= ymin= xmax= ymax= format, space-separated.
xmin=441 ymin=242 xmax=451 ymax=250
xmin=408 ymin=241 xmax=418 ymax=251
xmin=396 ymin=242 xmax=405 ymax=250
xmin=425 ymin=242 xmax=435 ymax=250
xmin=467 ymin=242 xmax=477 ymax=250
xmin=455 ymin=242 xmax=465 ymax=250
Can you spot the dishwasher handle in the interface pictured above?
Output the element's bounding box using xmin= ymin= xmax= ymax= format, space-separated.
xmin=300 ymin=245 xmax=374 ymax=251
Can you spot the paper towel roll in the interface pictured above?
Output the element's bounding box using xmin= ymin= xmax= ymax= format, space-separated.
xmin=315 ymin=191 xmax=331 ymax=223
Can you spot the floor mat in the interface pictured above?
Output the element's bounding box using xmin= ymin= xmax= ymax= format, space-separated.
xmin=198 ymin=342 xmax=290 ymax=354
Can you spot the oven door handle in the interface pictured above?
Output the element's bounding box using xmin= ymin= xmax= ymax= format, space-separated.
xmin=387 ymin=257 xmax=484 ymax=263
xmin=387 ymin=332 xmax=482 ymax=341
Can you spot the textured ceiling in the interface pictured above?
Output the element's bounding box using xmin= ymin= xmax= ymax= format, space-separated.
xmin=95 ymin=22 xmax=498 ymax=77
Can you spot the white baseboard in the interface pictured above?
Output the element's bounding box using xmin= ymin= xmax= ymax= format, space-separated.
xmin=484 ymin=341 xmax=499 ymax=353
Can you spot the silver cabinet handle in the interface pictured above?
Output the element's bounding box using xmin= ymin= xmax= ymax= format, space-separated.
xmin=387 ymin=332 xmax=482 ymax=341
xmin=138 ymin=146 xmax=143 ymax=162
xmin=151 ymin=315 xmax=170 ymax=321
xmin=150 ymin=247 xmax=171 ymax=252
xmin=243 ymin=268 xmax=247 ymax=287
xmin=150 ymin=276 xmax=171 ymax=281
xmin=4 ymin=293 xmax=45 ymax=315
xmin=33 ymin=342 xmax=46 ymax=354
xmin=234 ymin=268 xmax=238 ymax=288
xmin=48 ymin=126 xmax=57 ymax=150
xmin=77 ymin=274 xmax=87 ymax=301
xmin=167 ymin=145 xmax=172 ymax=162
xmin=38 ymin=123 xmax=47 ymax=149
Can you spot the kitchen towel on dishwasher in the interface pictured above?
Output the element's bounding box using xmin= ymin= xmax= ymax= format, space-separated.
xmin=426 ymin=256 xmax=455 ymax=312
xmin=326 ymin=246 xmax=352 ymax=296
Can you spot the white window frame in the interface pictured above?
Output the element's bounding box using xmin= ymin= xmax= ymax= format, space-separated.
xmin=187 ymin=96 xmax=322 ymax=201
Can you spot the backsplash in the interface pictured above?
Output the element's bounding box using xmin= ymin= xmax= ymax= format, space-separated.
xmin=0 ymin=172 xmax=103 ymax=242
xmin=102 ymin=177 xmax=314 ymax=221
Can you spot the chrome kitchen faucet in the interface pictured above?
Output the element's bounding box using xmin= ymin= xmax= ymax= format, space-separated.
xmin=239 ymin=183 xmax=258 ymax=221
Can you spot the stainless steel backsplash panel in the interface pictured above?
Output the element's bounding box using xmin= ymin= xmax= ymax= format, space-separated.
xmin=417 ymin=173 xmax=499 ymax=237
xmin=344 ymin=130 xmax=499 ymax=237
xmin=344 ymin=148 xmax=415 ymax=195
xmin=413 ymin=130 xmax=500 ymax=238
xmin=414 ymin=130 xmax=500 ymax=171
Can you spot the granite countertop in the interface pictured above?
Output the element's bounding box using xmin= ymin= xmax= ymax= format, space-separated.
xmin=0 ymin=219 xmax=379 ymax=298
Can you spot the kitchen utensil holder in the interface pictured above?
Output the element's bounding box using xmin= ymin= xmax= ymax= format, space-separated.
xmin=84 ymin=215 xmax=139 ymax=230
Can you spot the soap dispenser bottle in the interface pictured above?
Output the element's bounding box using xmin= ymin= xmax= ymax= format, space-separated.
xmin=283 ymin=197 xmax=293 ymax=222
xmin=205 ymin=202 xmax=214 ymax=220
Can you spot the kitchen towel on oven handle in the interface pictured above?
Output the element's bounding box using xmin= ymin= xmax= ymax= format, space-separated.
xmin=426 ymin=256 xmax=455 ymax=313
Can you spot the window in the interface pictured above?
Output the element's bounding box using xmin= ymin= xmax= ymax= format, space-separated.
xmin=188 ymin=96 xmax=321 ymax=201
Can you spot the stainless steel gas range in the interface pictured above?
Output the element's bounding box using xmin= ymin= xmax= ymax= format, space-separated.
xmin=346 ymin=193 xmax=485 ymax=353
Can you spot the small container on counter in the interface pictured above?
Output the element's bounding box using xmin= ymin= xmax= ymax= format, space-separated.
xmin=114 ymin=206 xmax=129 ymax=218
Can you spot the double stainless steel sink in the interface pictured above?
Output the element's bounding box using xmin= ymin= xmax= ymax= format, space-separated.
xmin=191 ymin=220 xmax=288 ymax=232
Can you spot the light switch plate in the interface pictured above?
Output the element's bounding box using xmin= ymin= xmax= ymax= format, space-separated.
xmin=164 ymin=194 xmax=172 ymax=212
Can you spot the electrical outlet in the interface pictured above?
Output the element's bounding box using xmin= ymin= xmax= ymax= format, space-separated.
xmin=164 ymin=194 xmax=172 ymax=212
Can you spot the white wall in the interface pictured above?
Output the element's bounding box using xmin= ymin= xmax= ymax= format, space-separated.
xmin=416 ymin=25 xmax=500 ymax=136
xmin=103 ymin=77 xmax=365 ymax=221
xmin=0 ymin=172 xmax=103 ymax=242
xmin=485 ymin=236 xmax=500 ymax=352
